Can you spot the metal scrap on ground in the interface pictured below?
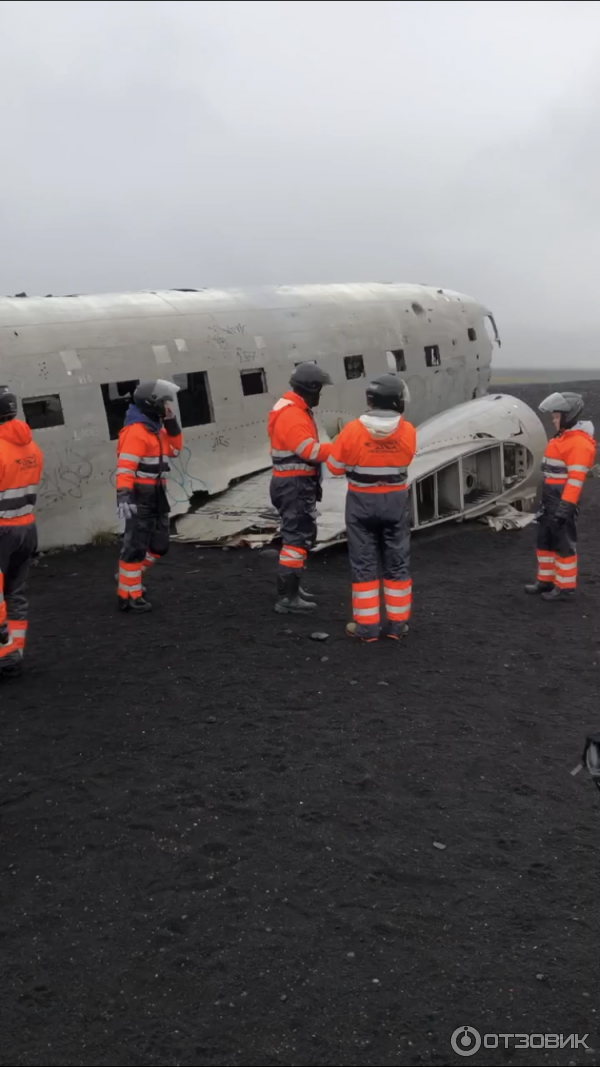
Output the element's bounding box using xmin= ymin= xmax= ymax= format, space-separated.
xmin=478 ymin=506 xmax=536 ymax=531
xmin=173 ymin=469 xmax=349 ymax=550
xmin=173 ymin=470 xmax=535 ymax=549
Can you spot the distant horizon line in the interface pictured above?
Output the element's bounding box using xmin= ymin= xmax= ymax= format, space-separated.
xmin=491 ymin=368 xmax=600 ymax=384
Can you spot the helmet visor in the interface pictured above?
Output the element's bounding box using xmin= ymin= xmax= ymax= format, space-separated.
xmin=155 ymin=378 xmax=181 ymax=399
xmin=538 ymin=392 xmax=571 ymax=414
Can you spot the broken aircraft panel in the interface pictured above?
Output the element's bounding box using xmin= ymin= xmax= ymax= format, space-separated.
xmin=0 ymin=281 xmax=510 ymax=550
xmin=174 ymin=393 xmax=546 ymax=548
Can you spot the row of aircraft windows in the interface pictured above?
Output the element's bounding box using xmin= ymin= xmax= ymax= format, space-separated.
xmin=346 ymin=345 xmax=444 ymax=378
xmin=19 ymin=337 xmax=471 ymax=434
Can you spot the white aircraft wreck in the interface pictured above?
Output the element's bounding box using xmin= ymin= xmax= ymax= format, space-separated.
xmin=0 ymin=282 xmax=545 ymax=551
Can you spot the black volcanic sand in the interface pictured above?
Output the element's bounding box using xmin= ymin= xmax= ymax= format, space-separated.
xmin=1 ymin=382 xmax=599 ymax=1067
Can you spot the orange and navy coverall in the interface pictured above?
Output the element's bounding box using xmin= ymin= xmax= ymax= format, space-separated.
xmin=267 ymin=391 xmax=331 ymax=584
xmin=0 ymin=419 xmax=43 ymax=669
xmin=327 ymin=411 xmax=417 ymax=639
xmin=535 ymin=419 xmax=596 ymax=591
xmin=116 ymin=406 xmax=182 ymax=602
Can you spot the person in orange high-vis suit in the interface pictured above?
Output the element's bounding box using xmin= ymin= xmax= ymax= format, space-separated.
xmin=525 ymin=391 xmax=596 ymax=602
xmin=267 ymin=362 xmax=333 ymax=614
xmin=0 ymin=386 xmax=43 ymax=678
xmin=327 ymin=374 xmax=416 ymax=642
xmin=116 ymin=380 xmax=183 ymax=613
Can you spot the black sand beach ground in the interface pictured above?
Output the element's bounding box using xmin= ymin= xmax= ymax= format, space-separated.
xmin=1 ymin=381 xmax=599 ymax=1067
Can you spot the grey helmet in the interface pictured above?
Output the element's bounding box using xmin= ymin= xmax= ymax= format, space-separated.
xmin=0 ymin=386 xmax=17 ymax=424
xmin=366 ymin=373 xmax=410 ymax=414
xmin=538 ymin=391 xmax=584 ymax=431
xmin=289 ymin=362 xmax=333 ymax=408
xmin=133 ymin=379 xmax=180 ymax=419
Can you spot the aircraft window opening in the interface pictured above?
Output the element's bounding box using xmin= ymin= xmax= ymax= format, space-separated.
xmin=101 ymin=380 xmax=140 ymax=441
xmin=424 ymin=345 xmax=441 ymax=367
xmin=504 ymin=445 xmax=517 ymax=481
xmin=483 ymin=313 xmax=501 ymax=346
xmin=344 ymin=355 xmax=365 ymax=380
xmin=240 ymin=368 xmax=268 ymax=396
xmin=416 ymin=475 xmax=436 ymax=523
xmin=22 ymin=394 xmax=65 ymax=430
xmin=468 ymin=327 xmax=477 ymax=341
xmin=411 ymin=302 xmax=424 ymax=315
xmin=387 ymin=349 xmax=406 ymax=372
xmin=173 ymin=371 xmax=214 ymax=428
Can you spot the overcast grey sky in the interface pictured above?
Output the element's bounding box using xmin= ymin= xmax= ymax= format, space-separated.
xmin=1 ymin=0 xmax=599 ymax=364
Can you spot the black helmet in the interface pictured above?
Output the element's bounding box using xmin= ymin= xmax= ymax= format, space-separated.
xmin=538 ymin=391 xmax=584 ymax=431
xmin=0 ymin=386 xmax=17 ymax=424
xmin=289 ymin=362 xmax=332 ymax=408
xmin=366 ymin=373 xmax=410 ymax=415
xmin=133 ymin=379 xmax=180 ymax=419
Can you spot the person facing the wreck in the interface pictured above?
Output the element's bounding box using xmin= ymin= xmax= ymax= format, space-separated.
xmin=267 ymin=361 xmax=333 ymax=614
xmin=326 ymin=373 xmax=416 ymax=642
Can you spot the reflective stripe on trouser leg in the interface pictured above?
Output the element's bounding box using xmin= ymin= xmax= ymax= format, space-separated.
xmin=352 ymin=581 xmax=381 ymax=639
xmin=555 ymin=554 xmax=577 ymax=589
xmin=0 ymin=631 xmax=20 ymax=663
xmin=118 ymin=561 xmax=144 ymax=599
xmin=143 ymin=551 xmax=161 ymax=571
xmin=270 ymin=475 xmax=318 ymax=577
xmin=0 ymin=524 xmax=35 ymax=660
xmin=8 ymin=619 xmax=27 ymax=657
xmin=345 ymin=491 xmax=382 ymax=639
xmin=536 ymin=550 xmax=556 ymax=583
xmin=551 ymin=510 xmax=578 ymax=589
xmin=384 ymin=579 xmax=412 ymax=624
xmin=378 ymin=491 xmax=411 ymax=634
xmin=279 ymin=545 xmax=307 ymax=570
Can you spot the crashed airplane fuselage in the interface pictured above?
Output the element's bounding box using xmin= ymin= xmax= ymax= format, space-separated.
xmin=0 ymin=281 xmax=539 ymax=551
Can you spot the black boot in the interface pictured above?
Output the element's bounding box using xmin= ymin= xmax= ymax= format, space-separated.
xmin=524 ymin=581 xmax=553 ymax=595
xmin=275 ymin=572 xmax=317 ymax=614
xmin=299 ymin=580 xmax=317 ymax=600
xmin=541 ymin=585 xmax=575 ymax=602
xmin=0 ymin=656 xmax=23 ymax=679
xmin=118 ymin=596 xmax=152 ymax=613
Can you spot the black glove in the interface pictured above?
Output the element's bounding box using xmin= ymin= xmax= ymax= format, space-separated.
xmin=163 ymin=406 xmax=181 ymax=437
xmin=0 ymin=623 xmax=9 ymax=646
xmin=116 ymin=488 xmax=137 ymax=522
xmin=315 ymin=480 xmax=323 ymax=503
xmin=552 ymin=499 xmax=577 ymax=528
